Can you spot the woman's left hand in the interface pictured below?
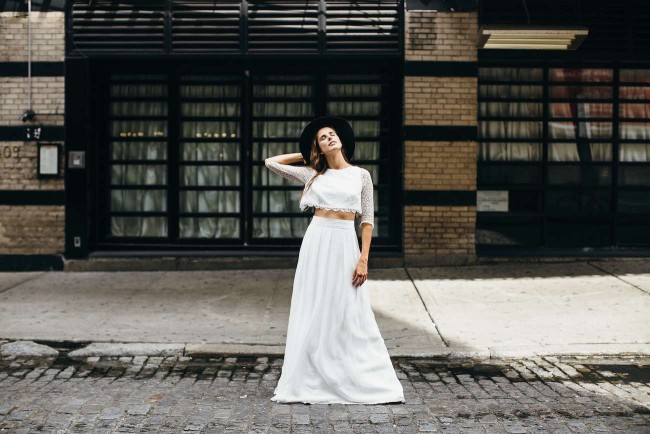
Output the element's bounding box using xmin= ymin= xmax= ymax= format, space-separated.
xmin=352 ymin=258 xmax=368 ymax=287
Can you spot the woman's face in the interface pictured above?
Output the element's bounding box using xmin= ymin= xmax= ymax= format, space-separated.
xmin=316 ymin=126 xmax=342 ymax=156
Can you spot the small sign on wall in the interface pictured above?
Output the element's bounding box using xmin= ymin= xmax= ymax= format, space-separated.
xmin=477 ymin=190 xmax=508 ymax=212
xmin=37 ymin=143 xmax=61 ymax=178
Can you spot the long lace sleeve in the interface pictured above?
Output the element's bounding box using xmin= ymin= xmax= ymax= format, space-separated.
xmin=265 ymin=159 xmax=316 ymax=185
xmin=359 ymin=169 xmax=375 ymax=229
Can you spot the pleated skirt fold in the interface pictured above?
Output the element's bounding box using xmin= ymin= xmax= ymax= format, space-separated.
xmin=271 ymin=215 xmax=405 ymax=405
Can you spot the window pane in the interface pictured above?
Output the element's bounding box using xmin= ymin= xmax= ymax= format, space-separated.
xmin=111 ymin=217 xmax=167 ymax=237
xmin=180 ymin=191 xmax=240 ymax=213
xmin=478 ymin=67 xmax=543 ymax=81
xmin=478 ymin=165 xmax=541 ymax=185
xmin=110 ymin=189 xmax=166 ymax=212
xmin=110 ymin=142 xmax=167 ymax=160
xmin=618 ymin=167 xmax=650 ymax=186
xmin=549 ymin=68 xmax=613 ymax=82
xmin=620 ymin=87 xmax=650 ymax=100
xmin=480 ymin=121 xmax=542 ymax=139
xmin=253 ymin=217 xmax=310 ymax=238
xmin=181 ymin=142 xmax=240 ymax=161
xmin=179 ymin=217 xmax=239 ymax=238
xmin=620 ymin=104 xmax=650 ymax=119
xmin=620 ymin=123 xmax=650 ymax=140
xmin=479 ymin=143 xmax=541 ymax=161
xmin=180 ymin=166 xmax=240 ymax=186
xmin=617 ymin=191 xmax=650 ymax=213
xmin=479 ymin=85 xmax=542 ymax=98
xmin=476 ymin=219 xmax=542 ymax=245
xmin=480 ymin=102 xmax=541 ymax=117
xmin=548 ymin=143 xmax=611 ymax=162
xmin=620 ymin=143 xmax=650 ymax=162
xmin=111 ymin=165 xmax=166 ymax=185
xmin=549 ymin=86 xmax=612 ymax=99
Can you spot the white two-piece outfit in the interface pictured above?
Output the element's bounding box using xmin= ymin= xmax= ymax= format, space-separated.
xmin=265 ymin=160 xmax=405 ymax=405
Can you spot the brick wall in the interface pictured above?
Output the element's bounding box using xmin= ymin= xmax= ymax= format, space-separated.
xmin=405 ymin=12 xmax=478 ymax=61
xmin=0 ymin=12 xmax=65 ymax=62
xmin=404 ymin=140 xmax=476 ymax=190
xmin=0 ymin=141 xmax=64 ymax=190
xmin=404 ymin=76 xmax=477 ymax=126
xmin=0 ymin=206 xmax=64 ymax=254
xmin=404 ymin=206 xmax=475 ymax=258
xmin=403 ymin=9 xmax=478 ymax=264
xmin=0 ymin=12 xmax=65 ymax=256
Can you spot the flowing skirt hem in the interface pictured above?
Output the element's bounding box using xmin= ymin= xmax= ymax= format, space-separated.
xmin=270 ymin=394 xmax=405 ymax=405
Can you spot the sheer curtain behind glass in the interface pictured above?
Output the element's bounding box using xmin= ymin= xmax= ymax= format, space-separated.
xmin=479 ymin=68 xmax=543 ymax=162
xmin=253 ymin=76 xmax=314 ymax=238
xmin=178 ymin=76 xmax=241 ymax=238
xmin=327 ymin=74 xmax=382 ymax=235
xmin=109 ymin=75 xmax=169 ymax=237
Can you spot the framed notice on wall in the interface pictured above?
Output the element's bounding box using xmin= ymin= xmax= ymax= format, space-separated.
xmin=477 ymin=190 xmax=508 ymax=212
xmin=37 ymin=143 xmax=61 ymax=178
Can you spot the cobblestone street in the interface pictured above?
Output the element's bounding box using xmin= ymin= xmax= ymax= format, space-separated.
xmin=0 ymin=351 xmax=648 ymax=433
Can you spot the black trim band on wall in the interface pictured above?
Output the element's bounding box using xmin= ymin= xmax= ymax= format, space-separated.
xmin=0 ymin=255 xmax=64 ymax=271
xmin=403 ymin=125 xmax=477 ymax=141
xmin=0 ymin=62 xmax=65 ymax=77
xmin=0 ymin=126 xmax=64 ymax=141
xmin=0 ymin=190 xmax=65 ymax=206
xmin=405 ymin=61 xmax=477 ymax=77
xmin=404 ymin=190 xmax=476 ymax=206
xmin=406 ymin=0 xmax=477 ymax=11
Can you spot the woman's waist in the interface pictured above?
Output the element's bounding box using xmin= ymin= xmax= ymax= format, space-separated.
xmin=313 ymin=207 xmax=356 ymax=221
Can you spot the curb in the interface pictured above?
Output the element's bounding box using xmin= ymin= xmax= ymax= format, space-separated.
xmin=2 ymin=339 xmax=650 ymax=362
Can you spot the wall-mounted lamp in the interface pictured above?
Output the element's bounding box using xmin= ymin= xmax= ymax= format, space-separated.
xmin=478 ymin=25 xmax=589 ymax=50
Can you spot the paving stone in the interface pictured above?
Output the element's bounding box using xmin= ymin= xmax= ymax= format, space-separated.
xmin=0 ymin=355 xmax=648 ymax=433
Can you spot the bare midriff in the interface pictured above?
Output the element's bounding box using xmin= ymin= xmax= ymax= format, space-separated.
xmin=314 ymin=207 xmax=356 ymax=221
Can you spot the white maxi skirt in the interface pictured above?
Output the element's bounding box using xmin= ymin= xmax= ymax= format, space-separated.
xmin=271 ymin=215 xmax=405 ymax=405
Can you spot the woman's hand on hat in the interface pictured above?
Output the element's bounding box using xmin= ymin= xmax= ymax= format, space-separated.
xmin=352 ymin=259 xmax=368 ymax=287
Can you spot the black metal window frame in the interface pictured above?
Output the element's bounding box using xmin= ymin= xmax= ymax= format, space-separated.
xmin=477 ymin=58 xmax=650 ymax=254
xmin=88 ymin=59 xmax=403 ymax=253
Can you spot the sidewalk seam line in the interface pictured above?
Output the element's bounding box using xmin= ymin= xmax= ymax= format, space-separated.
xmin=0 ymin=271 xmax=48 ymax=295
xmin=587 ymin=261 xmax=650 ymax=296
xmin=404 ymin=267 xmax=450 ymax=348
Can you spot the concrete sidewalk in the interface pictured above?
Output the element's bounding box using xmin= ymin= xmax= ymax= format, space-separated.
xmin=0 ymin=259 xmax=649 ymax=360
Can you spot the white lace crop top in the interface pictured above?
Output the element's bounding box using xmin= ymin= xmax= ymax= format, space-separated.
xmin=265 ymin=159 xmax=375 ymax=229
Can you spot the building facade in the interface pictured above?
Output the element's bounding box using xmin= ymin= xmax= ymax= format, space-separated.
xmin=0 ymin=0 xmax=648 ymax=270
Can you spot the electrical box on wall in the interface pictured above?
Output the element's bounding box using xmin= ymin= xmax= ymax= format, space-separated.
xmin=68 ymin=151 xmax=85 ymax=169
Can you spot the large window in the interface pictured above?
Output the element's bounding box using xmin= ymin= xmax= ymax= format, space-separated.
xmin=478 ymin=64 xmax=650 ymax=250
xmin=94 ymin=66 xmax=399 ymax=250
xmin=252 ymin=74 xmax=386 ymax=239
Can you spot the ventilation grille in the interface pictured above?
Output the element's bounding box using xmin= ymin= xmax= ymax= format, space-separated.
xmin=479 ymin=0 xmax=650 ymax=54
xmin=172 ymin=1 xmax=241 ymax=52
xmin=70 ymin=1 xmax=166 ymax=53
xmin=248 ymin=1 xmax=320 ymax=52
xmin=68 ymin=0 xmax=403 ymax=55
xmin=326 ymin=1 xmax=400 ymax=52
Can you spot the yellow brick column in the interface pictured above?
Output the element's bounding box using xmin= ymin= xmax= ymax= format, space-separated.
xmin=0 ymin=10 xmax=65 ymax=266
xmin=402 ymin=8 xmax=478 ymax=265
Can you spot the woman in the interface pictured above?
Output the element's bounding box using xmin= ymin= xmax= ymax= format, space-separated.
xmin=264 ymin=116 xmax=405 ymax=405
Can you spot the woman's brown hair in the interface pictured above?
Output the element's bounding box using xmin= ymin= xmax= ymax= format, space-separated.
xmin=299 ymin=125 xmax=352 ymax=202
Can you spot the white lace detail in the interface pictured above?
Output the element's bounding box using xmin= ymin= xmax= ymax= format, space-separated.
xmin=359 ymin=168 xmax=375 ymax=229
xmin=265 ymin=159 xmax=374 ymax=230
xmin=300 ymin=203 xmax=360 ymax=215
xmin=264 ymin=160 xmax=316 ymax=185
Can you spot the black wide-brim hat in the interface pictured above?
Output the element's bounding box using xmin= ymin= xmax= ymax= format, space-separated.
xmin=299 ymin=116 xmax=355 ymax=164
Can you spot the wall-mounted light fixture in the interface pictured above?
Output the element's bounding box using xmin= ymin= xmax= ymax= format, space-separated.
xmin=478 ymin=25 xmax=589 ymax=50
